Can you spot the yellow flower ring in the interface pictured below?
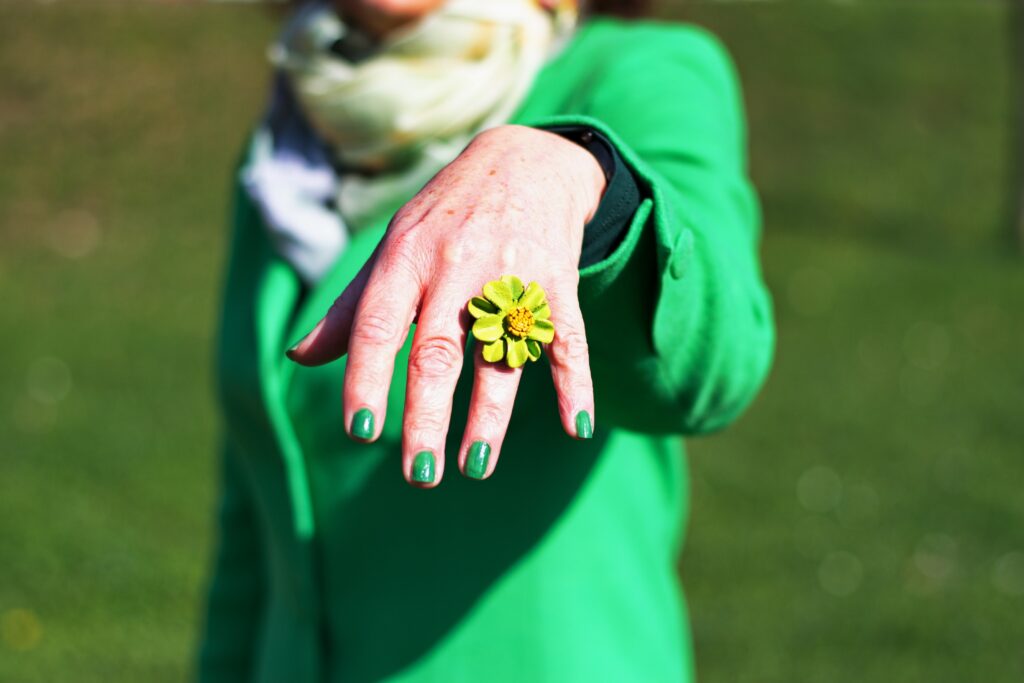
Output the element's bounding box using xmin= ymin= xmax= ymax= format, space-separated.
xmin=467 ymin=275 xmax=555 ymax=369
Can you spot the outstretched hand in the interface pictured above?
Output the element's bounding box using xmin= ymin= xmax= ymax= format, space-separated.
xmin=287 ymin=125 xmax=606 ymax=486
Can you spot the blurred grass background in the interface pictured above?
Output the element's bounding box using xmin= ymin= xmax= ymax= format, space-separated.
xmin=1 ymin=0 xmax=1022 ymax=681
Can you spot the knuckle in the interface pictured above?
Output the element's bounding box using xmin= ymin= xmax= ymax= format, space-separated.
xmin=352 ymin=311 xmax=402 ymax=346
xmin=410 ymin=335 xmax=463 ymax=378
xmin=559 ymin=372 xmax=593 ymax=401
xmin=385 ymin=226 xmax=417 ymax=255
xmin=380 ymin=232 xmax=427 ymax=281
xmin=473 ymin=403 xmax=506 ymax=430
xmin=406 ymin=414 xmax=447 ymax=439
xmin=552 ymin=329 xmax=590 ymax=365
xmin=388 ymin=202 xmax=416 ymax=227
xmin=557 ymin=392 xmax=576 ymax=417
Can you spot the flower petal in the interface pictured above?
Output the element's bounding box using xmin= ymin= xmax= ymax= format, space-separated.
xmin=500 ymin=275 xmax=525 ymax=301
xmin=531 ymin=302 xmax=551 ymax=321
xmin=472 ymin=314 xmax=504 ymax=342
xmin=520 ymin=281 xmax=547 ymax=311
xmin=506 ymin=338 xmax=529 ymax=368
xmin=526 ymin=339 xmax=542 ymax=361
xmin=483 ymin=280 xmax=514 ymax=310
xmin=482 ymin=338 xmax=505 ymax=363
xmin=527 ymin=319 xmax=555 ymax=344
xmin=467 ymin=296 xmax=498 ymax=319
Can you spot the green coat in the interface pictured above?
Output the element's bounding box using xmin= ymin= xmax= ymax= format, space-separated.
xmin=197 ymin=17 xmax=773 ymax=683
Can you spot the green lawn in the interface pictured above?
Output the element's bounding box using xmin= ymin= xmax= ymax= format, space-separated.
xmin=1 ymin=1 xmax=1021 ymax=681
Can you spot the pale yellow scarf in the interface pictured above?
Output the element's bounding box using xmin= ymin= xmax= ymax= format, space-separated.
xmin=273 ymin=0 xmax=576 ymax=169
xmin=270 ymin=0 xmax=578 ymax=230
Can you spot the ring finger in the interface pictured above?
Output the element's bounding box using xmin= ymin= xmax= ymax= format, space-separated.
xmin=458 ymin=346 xmax=524 ymax=480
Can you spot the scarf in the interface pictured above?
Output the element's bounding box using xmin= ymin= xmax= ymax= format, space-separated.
xmin=242 ymin=0 xmax=577 ymax=284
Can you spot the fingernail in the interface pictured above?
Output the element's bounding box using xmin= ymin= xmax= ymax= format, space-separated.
xmin=465 ymin=441 xmax=491 ymax=480
xmin=285 ymin=335 xmax=308 ymax=361
xmin=411 ymin=451 xmax=436 ymax=484
xmin=285 ymin=320 xmax=322 ymax=359
xmin=575 ymin=411 xmax=593 ymax=439
xmin=350 ymin=408 xmax=375 ymax=441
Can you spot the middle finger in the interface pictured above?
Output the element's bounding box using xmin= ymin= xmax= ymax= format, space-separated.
xmin=458 ymin=348 xmax=524 ymax=481
xmin=401 ymin=282 xmax=469 ymax=487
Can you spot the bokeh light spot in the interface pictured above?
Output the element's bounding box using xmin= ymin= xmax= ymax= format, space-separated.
xmin=1 ymin=608 xmax=43 ymax=652
xmin=992 ymin=552 xmax=1024 ymax=596
xmin=903 ymin=321 xmax=950 ymax=371
xmin=911 ymin=533 xmax=959 ymax=590
xmin=48 ymin=209 xmax=101 ymax=260
xmin=797 ymin=465 xmax=842 ymax=513
xmin=26 ymin=357 xmax=72 ymax=405
xmin=818 ymin=551 xmax=864 ymax=597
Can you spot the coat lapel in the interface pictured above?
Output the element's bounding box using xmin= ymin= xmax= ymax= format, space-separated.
xmin=252 ymin=256 xmax=319 ymax=539
xmin=250 ymin=215 xmax=389 ymax=540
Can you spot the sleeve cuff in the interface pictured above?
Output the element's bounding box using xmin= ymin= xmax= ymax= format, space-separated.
xmin=533 ymin=124 xmax=644 ymax=269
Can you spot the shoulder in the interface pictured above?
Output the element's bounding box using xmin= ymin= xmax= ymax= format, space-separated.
xmin=547 ymin=18 xmax=744 ymax=125
xmin=553 ymin=18 xmax=742 ymax=109
xmin=575 ymin=17 xmax=736 ymax=71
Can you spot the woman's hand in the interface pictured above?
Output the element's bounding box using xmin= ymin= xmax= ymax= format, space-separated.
xmin=287 ymin=125 xmax=606 ymax=486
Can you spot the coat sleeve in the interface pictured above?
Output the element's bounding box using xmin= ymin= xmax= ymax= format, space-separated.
xmin=194 ymin=440 xmax=266 ymax=683
xmin=525 ymin=25 xmax=775 ymax=435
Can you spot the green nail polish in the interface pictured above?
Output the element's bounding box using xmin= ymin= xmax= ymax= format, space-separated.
xmin=466 ymin=441 xmax=491 ymax=479
xmin=575 ymin=411 xmax=593 ymax=439
xmin=351 ymin=408 xmax=375 ymax=441
xmin=411 ymin=451 xmax=436 ymax=484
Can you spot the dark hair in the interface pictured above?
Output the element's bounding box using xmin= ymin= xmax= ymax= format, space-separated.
xmin=590 ymin=0 xmax=650 ymax=17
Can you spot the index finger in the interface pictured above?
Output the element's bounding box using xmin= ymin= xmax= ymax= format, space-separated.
xmin=341 ymin=254 xmax=423 ymax=442
xmin=544 ymin=281 xmax=595 ymax=440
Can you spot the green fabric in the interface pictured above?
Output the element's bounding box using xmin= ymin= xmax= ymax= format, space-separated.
xmin=197 ymin=17 xmax=774 ymax=683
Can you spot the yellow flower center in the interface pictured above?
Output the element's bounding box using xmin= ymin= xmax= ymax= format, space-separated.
xmin=505 ymin=306 xmax=535 ymax=338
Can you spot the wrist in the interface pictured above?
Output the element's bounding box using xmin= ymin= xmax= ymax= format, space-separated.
xmin=472 ymin=124 xmax=607 ymax=231
xmin=532 ymin=128 xmax=607 ymax=223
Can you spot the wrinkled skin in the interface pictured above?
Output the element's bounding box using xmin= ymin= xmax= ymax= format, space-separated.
xmin=291 ymin=3 xmax=603 ymax=487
